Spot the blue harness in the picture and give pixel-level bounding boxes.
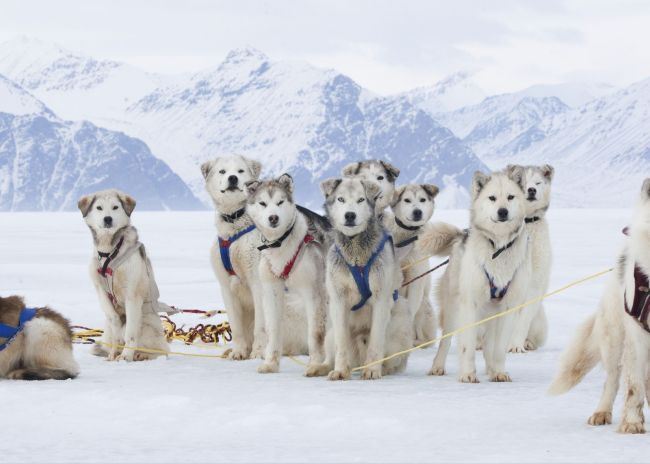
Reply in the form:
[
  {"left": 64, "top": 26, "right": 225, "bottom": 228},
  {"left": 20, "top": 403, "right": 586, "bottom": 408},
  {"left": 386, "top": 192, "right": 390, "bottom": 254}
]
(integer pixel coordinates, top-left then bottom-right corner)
[
  {"left": 218, "top": 224, "right": 256, "bottom": 276},
  {"left": 484, "top": 269, "right": 512, "bottom": 301},
  {"left": 337, "top": 232, "right": 399, "bottom": 311},
  {"left": 0, "top": 307, "right": 37, "bottom": 351}
]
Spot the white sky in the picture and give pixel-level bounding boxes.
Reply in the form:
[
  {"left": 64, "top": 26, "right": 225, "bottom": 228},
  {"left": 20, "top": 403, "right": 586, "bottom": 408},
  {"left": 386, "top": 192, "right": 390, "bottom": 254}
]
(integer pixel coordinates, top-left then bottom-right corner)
[{"left": 1, "top": 0, "right": 649, "bottom": 95}]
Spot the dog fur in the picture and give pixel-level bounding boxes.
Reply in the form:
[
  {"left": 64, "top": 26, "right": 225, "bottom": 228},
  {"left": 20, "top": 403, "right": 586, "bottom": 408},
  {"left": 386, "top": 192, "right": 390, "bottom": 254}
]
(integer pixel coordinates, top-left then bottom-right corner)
[
  {"left": 319, "top": 177, "right": 413, "bottom": 380},
  {"left": 507, "top": 164, "right": 554, "bottom": 353},
  {"left": 342, "top": 160, "right": 400, "bottom": 213},
  {"left": 548, "top": 179, "right": 650, "bottom": 433},
  {"left": 79, "top": 189, "right": 169, "bottom": 361},
  {"left": 0, "top": 296, "right": 79, "bottom": 380},
  {"left": 429, "top": 169, "right": 531, "bottom": 382},
  {"left": 245, "top": 174, "right": 326, "bottom": 374}
]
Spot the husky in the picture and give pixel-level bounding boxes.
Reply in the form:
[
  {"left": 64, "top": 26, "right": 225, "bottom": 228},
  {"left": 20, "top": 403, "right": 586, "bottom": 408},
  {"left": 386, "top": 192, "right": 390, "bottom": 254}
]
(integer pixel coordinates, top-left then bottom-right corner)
[
  {"left": 429, "top": 169, "right": 531, "bottom": 382},
  {"left": 342, "top": 160, "right": 400, "bottom": 213},
  {"left": 385, "top": 183, "right": 462, "bottom": 346},
  {"left": 319, "top": 177, "right": 413, "bottom": 380},
  {"left": 0, "top": 296, "right": 79, "bottom": 380},
  {"left": 78, "top": 190, "right": 169, "bottom": 361},
  {"left": 245, "top": 174, "right": 326, "bottom": 374},
  {"left": 548, "top": 179, "right": 650, "bottom": 434},
  {"left": 507, "top": 164, "right": 554, "bottom": 353}
]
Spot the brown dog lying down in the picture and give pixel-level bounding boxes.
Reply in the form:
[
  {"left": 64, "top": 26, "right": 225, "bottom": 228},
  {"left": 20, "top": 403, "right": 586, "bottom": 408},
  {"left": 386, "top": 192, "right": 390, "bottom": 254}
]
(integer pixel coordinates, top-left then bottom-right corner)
[{"left": 0, "top": 296, "right": 79, "bottom": 380}]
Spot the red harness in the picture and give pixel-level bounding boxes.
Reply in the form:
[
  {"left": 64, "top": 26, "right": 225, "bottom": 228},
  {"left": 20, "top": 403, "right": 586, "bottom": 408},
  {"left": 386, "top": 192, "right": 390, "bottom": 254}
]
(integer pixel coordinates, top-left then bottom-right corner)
[
  {"left": 624, "top": 266, "right": 650, "bottom": 333},
  {"left": 278, "top": 234, "right": 315, "bottom": 280}
]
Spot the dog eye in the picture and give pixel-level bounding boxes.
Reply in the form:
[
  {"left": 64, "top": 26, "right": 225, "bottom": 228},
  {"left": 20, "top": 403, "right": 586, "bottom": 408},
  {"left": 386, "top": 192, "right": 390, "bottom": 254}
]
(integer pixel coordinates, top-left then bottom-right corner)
[
  {"left": 277, "top": 200, "right": 284, "bottom": 206},
  {"left": 507, "top": 195, "right": 514, "bottom": 200},
  {"left": 337, "top": 197, "right": 344, "bottom": 203},
  {"left": 238, "top": 169, "right": 244, "bottom": 174},
  {"left": 219, "top": 169, "right": 226, "bottom": 174},
  {"left": 420, "top": 198, "right": 426, "bottom": 203},
  {"left": 536, "top": 182, "right": 541, "bottom": 186},
  {"left": 259, "top": 201, "right": 267, "bottom": 207},
  {"left": 377, "top": 176, "right": 384, "bottom": 181},
  {"left": 112, "top": 205, "right": 118, "bottom": 210},
  {"left": 404, "top": 198, "right": 411, "bottom": 203},
  {"left": 96, "top": 206, "right": 103, "bottom": 211},
  {"left": 357, "top": 198, "right": 365, "bottom": 203},
  {"left": 488, "top": 196, "right": 496, "bottom": 202}
]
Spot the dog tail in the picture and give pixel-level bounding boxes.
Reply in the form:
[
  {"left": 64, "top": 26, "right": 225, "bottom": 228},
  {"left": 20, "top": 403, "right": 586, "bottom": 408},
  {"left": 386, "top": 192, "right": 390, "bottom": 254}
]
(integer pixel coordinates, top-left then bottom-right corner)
[
  {"left": 9, "top": 367, "right": 78, "bottom": 381},
  {"left": 547, "top": 314, "right": 598, "bottom": 395},
  {"left": 297, "top": 205, "right": 331, "bottom": 232},
  {"left": 418, "top": 222, "right": 464, "bottom": 258}
]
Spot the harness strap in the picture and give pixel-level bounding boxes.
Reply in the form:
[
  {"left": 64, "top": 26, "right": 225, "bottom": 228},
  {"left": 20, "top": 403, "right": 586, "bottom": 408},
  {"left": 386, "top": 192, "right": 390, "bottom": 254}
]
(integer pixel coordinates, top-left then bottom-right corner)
[
  {"left": 395, "top": 217, "right": 421, "bottom": 232},
  {"left": 624, "top": 265, "right": 650, "bottom": 333},
  {"left": 337, "top": 232, "right": 398, "bottom": 311},
  {"left": 489, "top": 237, "right": 517, "bottom": 260},
  {"left": 258, "top": 222, "right": 296, "bottom": 251},
  {"left": 0, "top": 307, "right": 38, "bottom": 351},
  {"left": 221, "top": 207, "right": 246, "bottom": 224},
  {"left": 218, "top": 224, "right": 256, "bottom": 276},
  {"left": 525, "top": 216, "right": 540, "bottom": 224},
  {"left": 98, "top": 237, "right": 124, "bottom": 277},
  {"left": 395, "top": 236, "right": 418, "bottom": 249},
  {"left": 484, "top": 269, "right": 512, "bottom": 301},
  {"left": 279, "top": 234, "right": 315, "bottom": 280}
]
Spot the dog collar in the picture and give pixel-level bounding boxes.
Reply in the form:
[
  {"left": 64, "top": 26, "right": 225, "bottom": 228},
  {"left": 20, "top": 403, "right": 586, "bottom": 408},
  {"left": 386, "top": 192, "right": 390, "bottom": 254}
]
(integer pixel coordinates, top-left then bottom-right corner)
[
  {"left": 97, "top": 236, "right": 124, "bottom": 277},
  {"left": 258, "top": 219, "right": 296, "bottom": 251},
  {"left": 395, "top": 236, "right": 418, "bottom": 249},
  {"left": 395, "top": 217, "right": 421, "bottom": 232},
  {"left": 488, "top": 237, "right": 517, "bottom": 260},
  {"left": 524, "top": 216, "right": 540, "bottom": 224},
  {"left": 221, "top": 207, "right": 246, "bottom": 224},
  {"left": 0, "top": 307, "right": 38, "bottom": 352}
]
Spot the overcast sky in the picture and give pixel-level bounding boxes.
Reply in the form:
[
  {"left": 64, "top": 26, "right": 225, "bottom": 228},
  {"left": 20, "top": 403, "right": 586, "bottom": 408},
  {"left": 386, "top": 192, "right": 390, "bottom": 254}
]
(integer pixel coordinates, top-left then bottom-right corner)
[{"left": 1, "top": 0, "right": 649, "bottom": 95}]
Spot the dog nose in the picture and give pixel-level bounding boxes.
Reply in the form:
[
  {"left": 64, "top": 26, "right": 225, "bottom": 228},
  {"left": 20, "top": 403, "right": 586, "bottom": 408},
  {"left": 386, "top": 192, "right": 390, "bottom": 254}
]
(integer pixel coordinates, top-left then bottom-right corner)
[
  {"left": 344, "top": 212, "right": 356, "bottom": 223},
  {"left": 103, "top": 216, "right": 113, "bottom": 227},
  {"left": 228, "top": 175, "right": 238, "bottom": 185},
  {"left": 528, "top": 187, "right": 537, "bottom": 196},
  {"left": 497, "top": 208, "right": 509, "bottom": 221},
  {"left": 412, "top": 209, "right": 423, "bottom": 221},
  {"left": 269, "top": 215, "right": 279, "bottom": 226}
]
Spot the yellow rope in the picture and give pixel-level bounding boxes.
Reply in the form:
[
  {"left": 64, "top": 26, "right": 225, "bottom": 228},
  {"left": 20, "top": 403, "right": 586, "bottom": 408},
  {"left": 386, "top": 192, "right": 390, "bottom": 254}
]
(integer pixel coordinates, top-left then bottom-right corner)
[
  {"left": 400, "top": 254, "right": 434, "bottom": 272},
  {"left": 93, "top": 340, "right": 229, "bottom": 359},
  {"left": 350, "top": 267, "right": 614, "bottom": 372}
]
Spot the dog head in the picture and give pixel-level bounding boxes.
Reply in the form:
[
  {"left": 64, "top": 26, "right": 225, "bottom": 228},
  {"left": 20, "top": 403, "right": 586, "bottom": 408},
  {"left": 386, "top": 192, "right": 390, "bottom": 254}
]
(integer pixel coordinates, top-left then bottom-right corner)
[
  {"left": 201, "top": 155, "right": 262, "bottom": 212},
  {"left": 391, "top": 184, "right": 439, "bottom": 228},
  {"left": 342, "top": 160, "right": 400, "bottom": 212},
  {"left": 507, "top": 164, "right": 554, "bottom": 215},
  {"left": 78, "top": 189, "right": 135, "bottom": 237},
  {"left": 245, "top": 173, "right": 296, "bottom": 240},
  {"left": 471, "top": 168, "right": 526, "bottom": 235},
  {"left": 321, "top": 177, "right": 380, "bottom": 237}
]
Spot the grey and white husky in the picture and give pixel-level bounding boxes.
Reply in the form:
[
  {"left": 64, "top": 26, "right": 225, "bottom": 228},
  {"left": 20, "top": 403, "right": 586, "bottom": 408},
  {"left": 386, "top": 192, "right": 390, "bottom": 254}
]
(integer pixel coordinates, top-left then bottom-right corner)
[
  {"left": 342, "top": 160, "right": 400, "bottom": 213},
  {"left": 319, "top": 177, "right": 413, "bottom": 380}
]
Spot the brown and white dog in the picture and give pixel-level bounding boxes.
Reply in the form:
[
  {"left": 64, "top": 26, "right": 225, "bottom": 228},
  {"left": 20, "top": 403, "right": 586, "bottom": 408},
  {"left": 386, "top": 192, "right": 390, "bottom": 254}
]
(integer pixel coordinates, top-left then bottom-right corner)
[{"left": 0, "top": 296, "right": 79, "bottom": 380}]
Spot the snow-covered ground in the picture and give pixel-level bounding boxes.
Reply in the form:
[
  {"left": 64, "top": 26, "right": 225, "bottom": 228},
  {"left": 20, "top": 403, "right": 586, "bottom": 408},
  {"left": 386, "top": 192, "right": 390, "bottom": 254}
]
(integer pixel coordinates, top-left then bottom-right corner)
[{"left": 2, "top": 209, "right": 650, "bottom": 463}]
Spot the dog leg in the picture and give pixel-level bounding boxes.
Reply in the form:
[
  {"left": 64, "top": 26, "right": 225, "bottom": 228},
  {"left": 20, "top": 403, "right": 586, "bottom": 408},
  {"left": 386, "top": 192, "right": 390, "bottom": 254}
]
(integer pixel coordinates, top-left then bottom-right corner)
[
  {"left": 619, "top": 325, "right": 648, "bottom": 434},
  {"left": 429, "top": 297, "right": 454, "bottom": 376},
  {"left": 526, "top": 304, "right": 548, "bottom": 350},
  {"left": 117, "top": 294, "right": 145, "bottom": 362},
  {"left": 257, "top": 278, "right": 284, "bottom": 373},
  {"left": 486, "top": 313, "right": 514, "bottom": 382},
  {"left": 361, "top": 294, "right": 392, "bottom": 380},
  {"left": 302, "top": 287, "right": 327, "bottom": 376},
  {"left": 222, "top": 287, "right": 251, "bottom": 360},
  {"left": 93, "top": 286, "right": 122, "bottom": 360},
  {"left": 250, "top": 285, "right": 267, "bottom": 359},
  {"left": 328, "top": 288, "right": 352, "bottom": 381},
  {"left": 588, "top": 340, "right": 621, "bottom": 426},
  {"left": 508, "top": 302, "right": 539, "bottom": 353},
  {"left": 457, "top": 299, "right": 479, "bottom": 383}
]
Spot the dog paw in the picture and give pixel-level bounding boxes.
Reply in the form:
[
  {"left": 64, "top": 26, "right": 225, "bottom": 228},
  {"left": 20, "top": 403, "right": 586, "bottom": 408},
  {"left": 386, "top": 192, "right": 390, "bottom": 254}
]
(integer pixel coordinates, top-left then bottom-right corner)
[
  {"left": 116, "top": 351, "right": 135, "bottom": 362},
  {"left": 328, "top": 369, "right": 350, "bottom": 381},
  {"left": 508, "top": 345, "right": 527, "bottom": 354},
  {"left": 304, "top": 364, "right": 330, "bottom": 377},
  {"left": 524, "top": 339, "right": 538, "bottom": 351},
  {"left": 458, "top": 372, "right": 480, "bottom": 383},
  {"left": 618, "top": 421, "right": 645, "bottom": 434},
  {"left": 490, "top": 372, "right": 512, "bottom": 382},
  {"left": 428, "top": 366, "right": 446, "bottom": 376},
  {"left": 588, "top": 411, "right": 612, "bottom": 426},
  {"left": 257, "top": 362, "right": 279, "bottom": 374},
  {"left": 228, "top": 349, "right": 250, "bottom": 361},
  {"left": 361, "top": 366, "right": 382, "bottom": 380}
]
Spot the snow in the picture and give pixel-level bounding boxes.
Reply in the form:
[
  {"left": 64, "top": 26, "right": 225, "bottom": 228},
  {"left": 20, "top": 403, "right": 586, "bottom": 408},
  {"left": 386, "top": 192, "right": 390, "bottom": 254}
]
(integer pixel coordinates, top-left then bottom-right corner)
[
  {"left": 0, "top": 74, "right": 50, "bottom": 116},
  {"left": 2, "top": 209, "right": 650, "bottom": 463}
]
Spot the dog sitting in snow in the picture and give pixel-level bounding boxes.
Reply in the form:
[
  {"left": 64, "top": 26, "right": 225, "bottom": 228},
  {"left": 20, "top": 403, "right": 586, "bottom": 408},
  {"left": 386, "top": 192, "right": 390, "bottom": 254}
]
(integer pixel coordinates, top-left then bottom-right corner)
[
  {"left": 548, "top": 179, "right": 650, "bottom": 434},
  {"left": 78, "top": 189, "right": 169, "bottom": 361},
  {"left": 0, "top": 295, "right": 79, "bottom": 380}
]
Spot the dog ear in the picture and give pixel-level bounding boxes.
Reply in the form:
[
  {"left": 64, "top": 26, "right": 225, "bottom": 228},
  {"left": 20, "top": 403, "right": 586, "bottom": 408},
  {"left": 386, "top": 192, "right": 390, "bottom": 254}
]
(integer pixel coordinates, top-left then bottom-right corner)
[
  {"left": 245, "top": 180, "right": 261, "bottom": 197},
  {"left": 506, "top": 165, "right": 525, "bottom": 191},
  {"left": 77, "top": 194, "right": 96, "bottom": 217},
  {"left": 391, "top": 186, "right": 406, "bottom": 207},
  {"left": 422, "top": 184, "right": 440, "bottom": 199},
  {"left": 380, "top": 160, "right": 400, "bottom": 182},
  {"left": 472, "top": 171, "right": 491, "bottom": 198},
  {"left": 277, "top": 173, "right": 294, "bottom": 195},
  {"left": 542, "top": 164, "right": 555, "bottom": 181},
  {"left": 118, "top": 193, "right": 136, "bottom": 217},
  {"left": 200, "top": 160, "right": 216, "bottom": 180},
  {"left": 320, "top": 178, "right": 342, "bottom": 198},
  {"left": 361, "top": 180, "right": 381, "bottom": 204},
  {"left": 342, "top": 162, "right": 362, "bottom": 177},
  {"left": 242, "top": 156, "right": 262, "bottom": 179},
  {"left": 642, "top": 178, "right": 650, "bottom": 199}
]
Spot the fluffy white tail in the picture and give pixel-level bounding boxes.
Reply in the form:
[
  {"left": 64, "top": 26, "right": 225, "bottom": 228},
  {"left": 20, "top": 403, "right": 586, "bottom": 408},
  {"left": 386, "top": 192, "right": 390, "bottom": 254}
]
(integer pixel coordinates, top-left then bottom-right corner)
[
  {"left": 418, "top": 222, "right": 463, "bottom": 257},
  {"left": 547, "top": 314, "right": 599, "bottom": 395}
]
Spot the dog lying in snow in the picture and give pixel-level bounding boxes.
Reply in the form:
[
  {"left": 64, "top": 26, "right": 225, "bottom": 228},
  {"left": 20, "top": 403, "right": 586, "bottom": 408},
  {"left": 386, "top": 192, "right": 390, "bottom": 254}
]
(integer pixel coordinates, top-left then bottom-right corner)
[
  {"left": 79, "top": 189, "right": 169, "bottom": 361},
  {"left": 0, "top": 295, "right": 79, "bottom": 380}
]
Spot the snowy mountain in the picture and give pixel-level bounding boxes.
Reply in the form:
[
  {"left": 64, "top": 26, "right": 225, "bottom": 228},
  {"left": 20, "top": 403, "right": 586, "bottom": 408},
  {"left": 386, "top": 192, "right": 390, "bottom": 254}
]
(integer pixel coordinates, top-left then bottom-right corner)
[
  {"left": 397, "top": 71, "right": 486, "bottom": 114},
  {"left": 0, "top": 75, "right": 202, "bottom": 211},
  {"left": 516, "top": 82, "right": 617, "bottom": 108}
]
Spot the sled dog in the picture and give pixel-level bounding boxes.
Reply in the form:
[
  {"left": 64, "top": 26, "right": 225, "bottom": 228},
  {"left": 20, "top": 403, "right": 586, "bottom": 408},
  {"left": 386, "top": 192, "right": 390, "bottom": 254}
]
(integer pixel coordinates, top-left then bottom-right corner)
[
  {"left": 385, "top": 183, "right": 462, "bottom": 346},
  {"left": 319, "top": 177, "right": 413, "bottom": 380},
  {"left": 0, "top": 295, "right": 79, "bottom": 380},
  {"left": 342, "top": 160, "right": 400, "bottom": 213},
  {"left": 429, "top": 168, "right": 531, "bottom": 382},
  {"left": 245, "top": 174, "right": 326, "bottom": 374},
  {"left": 548, "top": 179, "right": 650, "bottom": 434},
  {"left": 79, "top": 189, "right": 169, "bottom": 361},
  {"left": 507, "top": 164, "right": 554, "bottom": 352}
]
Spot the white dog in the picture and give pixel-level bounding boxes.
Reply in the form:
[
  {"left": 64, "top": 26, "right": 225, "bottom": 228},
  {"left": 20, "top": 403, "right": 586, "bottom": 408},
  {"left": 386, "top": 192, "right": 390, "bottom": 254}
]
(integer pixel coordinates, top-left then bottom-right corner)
[
  {"left": 245, "top": 174, "right": 325, "bottom": 374},
  {"left": 507, "top": 164, "right": 554, "bottom": 353},
  {"left": 430, "top": 169, "right": 531, "bottom": 382},
  {"left": 548, "top": 179, "right": 650, "bottom": 434},
  {"left": 320, "top": 177, "right": 413, "bottom": 380},
  {"left": 79, "top": 189, "right": 169, "bottom": 361}
]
